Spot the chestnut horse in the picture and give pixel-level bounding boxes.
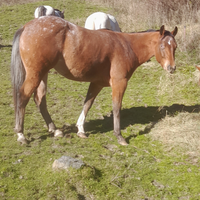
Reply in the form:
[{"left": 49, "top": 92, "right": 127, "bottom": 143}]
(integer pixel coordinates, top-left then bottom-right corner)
[{"left": 11, "top": 16, "right": 178, "bottom": 145}]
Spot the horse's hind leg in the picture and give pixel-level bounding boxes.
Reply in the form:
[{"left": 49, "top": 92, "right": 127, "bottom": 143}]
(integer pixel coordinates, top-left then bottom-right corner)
[
  {"left": 15, "top": 73, "right": 42, "bottom": 144},
  {"left": 34, "top": 73, "right": 63, "bottom": 137},
  {"left": 76, "top": 82, "right": 103, "bottom": 138}
]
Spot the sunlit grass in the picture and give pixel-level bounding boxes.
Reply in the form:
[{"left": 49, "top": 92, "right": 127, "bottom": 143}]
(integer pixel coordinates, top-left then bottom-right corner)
[{"left": 1, "top": 0, "right": 200, "bottom": 199}]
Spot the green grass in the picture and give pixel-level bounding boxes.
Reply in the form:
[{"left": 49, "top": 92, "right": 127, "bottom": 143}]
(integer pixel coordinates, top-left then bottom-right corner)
[{"left": 1, "top": 0, "right": 200, "bottom": 199}]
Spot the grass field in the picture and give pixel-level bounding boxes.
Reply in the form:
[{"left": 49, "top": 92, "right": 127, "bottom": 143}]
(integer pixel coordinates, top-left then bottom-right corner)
[{"left": 1, "top": 0, "right": 200, "bottom": 199}]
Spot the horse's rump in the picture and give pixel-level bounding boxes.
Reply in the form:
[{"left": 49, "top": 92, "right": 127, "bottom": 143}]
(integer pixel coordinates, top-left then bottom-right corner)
[{"left": 85, "top": 12, "right": 121, "bottom": 32}]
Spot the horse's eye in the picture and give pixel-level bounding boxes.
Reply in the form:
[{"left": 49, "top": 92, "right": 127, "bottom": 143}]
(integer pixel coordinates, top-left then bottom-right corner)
[{"left": 160, "top": 44, "right": 165, "bottom": 50}]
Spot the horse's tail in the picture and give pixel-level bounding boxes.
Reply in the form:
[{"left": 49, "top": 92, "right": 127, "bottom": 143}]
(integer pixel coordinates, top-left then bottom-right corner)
[
  {"left": 37, "top": 6, "right": 46, "bottom": 17},
  {"left": 11, "top": 27, "right": 25, "bottom": 113}
]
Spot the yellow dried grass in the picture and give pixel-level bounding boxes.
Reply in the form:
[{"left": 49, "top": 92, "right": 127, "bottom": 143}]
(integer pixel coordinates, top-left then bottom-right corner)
[{"left": 150, "top": 112, "right": 200, "bottom": 156}]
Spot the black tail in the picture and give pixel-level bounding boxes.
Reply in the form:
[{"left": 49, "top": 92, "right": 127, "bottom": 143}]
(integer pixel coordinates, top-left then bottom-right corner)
[{"left": 10, "top": 27, "right": 25, "bottom": 113}]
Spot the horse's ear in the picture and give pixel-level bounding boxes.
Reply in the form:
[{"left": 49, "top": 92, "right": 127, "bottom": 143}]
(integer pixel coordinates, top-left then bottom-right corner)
[
  {"left": 159, "top": 25, "right": 165, "bottom": 36},
  {"left": 171, "top": 26, "right": 178, "bottom": 37},
  {"left": 62, "top": 10, "right": 64, "bottom": 14}
]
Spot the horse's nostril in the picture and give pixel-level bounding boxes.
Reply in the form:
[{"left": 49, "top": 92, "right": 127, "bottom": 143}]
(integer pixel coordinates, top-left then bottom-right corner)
[
  {"left": 172, "top": 66, "right": 176, "bottom": 73},
  {"left": 167, "top": 65, "right": 171, "bottom": 71},
  {"left": 167, "top": 65, "right": 176, "bottom": 74},
  {"left": 167, "top": 65, "right": 176, "bottom": 73},
  {"left": 173, "top": 65, "right": 176, "bottom": 71}
]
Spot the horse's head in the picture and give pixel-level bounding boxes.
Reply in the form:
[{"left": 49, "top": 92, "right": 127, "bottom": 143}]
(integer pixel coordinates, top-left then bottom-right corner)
[
  {"left": 54, "top": 9, "right": 65, "bottom": 19},
  {"left": 155, "top": 25, "right": 178, "bottom": 74},
  {"left": 58, "top": 10, "right": 65, "bottom": 19}
]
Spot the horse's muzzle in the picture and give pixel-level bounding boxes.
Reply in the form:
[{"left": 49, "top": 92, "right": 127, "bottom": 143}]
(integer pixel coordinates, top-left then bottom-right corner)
[{"left": 167, "top": 65, "right": 176, "bottom": 74}]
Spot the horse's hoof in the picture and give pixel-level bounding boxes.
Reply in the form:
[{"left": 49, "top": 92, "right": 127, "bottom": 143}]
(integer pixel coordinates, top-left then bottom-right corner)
[
  {"left": 54, "top": 130, "right": 63, "bottom": 137},
  {"left": 17, "top": 133, "right": 28, "bottom": 145},
  {"left": 77, "top": 132, "right": 88, "bottom": 138},
  {"left": 118, "top": 138, "right": 128, "bottom": 146},
  {"left": 49, "top": 128, "right": 56, "bottom": 133}
]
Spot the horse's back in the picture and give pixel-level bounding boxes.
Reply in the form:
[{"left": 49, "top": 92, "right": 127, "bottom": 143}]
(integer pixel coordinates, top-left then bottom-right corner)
[
  {"left": 84, "top": 13, "right": 95, "bottom": 30},
  {"left": 22, "top": 16, "right": 131, "bottom": 62},
  {"left": 85, "top": 12, "right": 111, "bottom": 30}
]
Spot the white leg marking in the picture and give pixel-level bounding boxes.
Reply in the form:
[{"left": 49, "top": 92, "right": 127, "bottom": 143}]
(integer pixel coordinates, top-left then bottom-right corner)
[
  {"left": 17, "top": 133, "right": 27, "bottom": 144},
  {"left": 48, "top": 122, "right": 56, "bottom": 133},
  {"left": 76, "top": 110, "right": 85, "bottom": 134},
  {"left": 47, "top": 123, "right": 63, "bottom": 137},
  {"left": 54, "top": 130, "right": 63, "bottom": 137}
]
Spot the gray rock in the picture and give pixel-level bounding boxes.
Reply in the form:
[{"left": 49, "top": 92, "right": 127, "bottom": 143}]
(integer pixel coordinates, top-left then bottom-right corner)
[{"left": 52, "top": 156, "right": 85, "bottom": 170}]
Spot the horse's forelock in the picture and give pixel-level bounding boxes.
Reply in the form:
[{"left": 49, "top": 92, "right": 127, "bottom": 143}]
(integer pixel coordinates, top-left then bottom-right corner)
[{"left": 162, "top": 30, "right": 175, "bottom": 40}]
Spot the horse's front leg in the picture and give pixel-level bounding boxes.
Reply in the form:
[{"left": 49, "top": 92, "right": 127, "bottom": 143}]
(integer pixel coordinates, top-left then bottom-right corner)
[
  {"left": 112, "top": 79, "right": 128, "bottom": 145},
  {"left": 34, "top": 73, "right": 63, "bottom": 137},
  {"left": 76, "top": 82, "right": 103, "bottom": 138}
]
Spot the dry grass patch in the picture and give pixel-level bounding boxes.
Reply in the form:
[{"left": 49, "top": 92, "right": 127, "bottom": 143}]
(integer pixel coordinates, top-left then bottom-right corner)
[
  {"left": 149, "top": 112, "right": 200, "bottom": 156},
  {"left": 157, "top": 69, "right": 194, "bottom": 96}
]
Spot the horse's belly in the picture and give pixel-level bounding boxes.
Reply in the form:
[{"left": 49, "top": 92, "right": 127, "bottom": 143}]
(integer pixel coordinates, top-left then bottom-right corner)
[
  {"left": 54, "top": 58, "right": 110, "bottom": 85},
  {"left": 54, "top": 59, "right": 93, "bottom": 82},
  {"left": 54, "top": 60, "right": 81, "bottom": 80}
]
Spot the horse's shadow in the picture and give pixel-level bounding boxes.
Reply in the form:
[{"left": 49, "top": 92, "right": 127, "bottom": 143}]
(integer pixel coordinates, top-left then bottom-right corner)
[
  {"left": 33, "top": 104, "right": 200, "bottom": 144},
  {"left": 0, "top": 44, "right": 12, "bottom": 49},
  {"left": 62, "top": 104, "right": 200, "bottom": 140}
]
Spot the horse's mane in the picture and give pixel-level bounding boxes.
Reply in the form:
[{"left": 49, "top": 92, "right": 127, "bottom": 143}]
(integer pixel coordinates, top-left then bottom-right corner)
[
  {"left": 129, "top": 29, "right": 157, "bottom": 34},
  {"left": 130, "top": 29, "right": 174, "bottom": 38},
  {"left": 147, "top": 29, "right": 174, "bottom": 38}
]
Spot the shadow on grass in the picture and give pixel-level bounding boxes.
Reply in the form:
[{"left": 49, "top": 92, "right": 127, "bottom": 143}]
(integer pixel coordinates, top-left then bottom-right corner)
[
  {"left": 84, "top": 103, "right": 200, "bottom": 135},
  {"left": 26, "top": 132, "right": 54, "bottom": 144},
  {"left": 0, "top": 44, "right": 12, "bottom": 49},
  {"left": 36, "top": 104, "right": 200, "bottom": 143}
]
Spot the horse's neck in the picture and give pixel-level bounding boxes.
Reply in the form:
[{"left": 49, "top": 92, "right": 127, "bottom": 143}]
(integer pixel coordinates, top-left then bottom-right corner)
[{"left": 129, "top": 32, "right": 159, "bottom": 65}]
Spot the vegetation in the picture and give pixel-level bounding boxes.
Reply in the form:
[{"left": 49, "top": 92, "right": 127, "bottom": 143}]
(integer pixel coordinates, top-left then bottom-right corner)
[{"left": 0, "top": 0, "right": 200, "bottom": 199}]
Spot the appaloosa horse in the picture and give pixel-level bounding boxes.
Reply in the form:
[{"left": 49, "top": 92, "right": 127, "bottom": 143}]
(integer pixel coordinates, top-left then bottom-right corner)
[
  {"left": 85, "top": 12, "right": 121, "bottom": 31},
  {"left": 11, "top": 16, "right": 177, "bottom": 145}
]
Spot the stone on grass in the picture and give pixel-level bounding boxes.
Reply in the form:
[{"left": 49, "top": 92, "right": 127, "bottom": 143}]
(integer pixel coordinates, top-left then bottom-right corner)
[{"left": 52, "top": 156, "right": 85, "bottom": 170}]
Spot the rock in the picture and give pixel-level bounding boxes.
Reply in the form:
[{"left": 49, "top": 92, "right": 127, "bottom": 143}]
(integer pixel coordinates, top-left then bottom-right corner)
[{"left": 52, "top": 156, "right": 85, "bottom": 170}]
